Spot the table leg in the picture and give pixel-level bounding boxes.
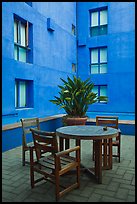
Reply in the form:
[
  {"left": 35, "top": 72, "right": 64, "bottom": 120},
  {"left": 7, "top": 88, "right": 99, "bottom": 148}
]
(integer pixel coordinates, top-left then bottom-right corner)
[
  {"left": 75, "top": 139, "right": 81, "bottom": 161},
  {"left": 108, "top": 138, "right": 112, "bottom": 169},
  {"left": 59, "top": 137, "right": 64, "bottom": 151},
  {"left": 103, "top": 139, "right": 107, "bottom": 167},
  {"left": 95, "top": 140, "right": 102, "bottom": 184},
  {"left": 65, "top": 138, "right": 70, "bottom": 150}
]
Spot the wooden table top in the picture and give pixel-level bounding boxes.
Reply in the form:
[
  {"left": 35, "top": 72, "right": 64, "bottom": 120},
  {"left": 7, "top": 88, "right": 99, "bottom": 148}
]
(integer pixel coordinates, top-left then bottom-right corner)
[{"left": 56, "top": 125, "right": 118, "bottom": 140}]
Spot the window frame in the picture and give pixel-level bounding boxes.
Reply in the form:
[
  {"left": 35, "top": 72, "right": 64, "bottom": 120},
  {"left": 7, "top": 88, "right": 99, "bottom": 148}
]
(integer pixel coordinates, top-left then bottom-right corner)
[
  {"left": 14, "top": 17, "right": 31, "bottom": 63},
  {"left": 90, "top": 46, "right": 107, "bottom": 74},
  {"left": 15, "top": 79, "right": 34, "bottom": 109},
  {"left": 90, "top": 7, "right": 108, "bottom": 37},
  {"left": 15, "top": 80, "right": 28, "bottom": 108},
  {"left": 93, "top": 85, "right": 108, "bottom": 104}
]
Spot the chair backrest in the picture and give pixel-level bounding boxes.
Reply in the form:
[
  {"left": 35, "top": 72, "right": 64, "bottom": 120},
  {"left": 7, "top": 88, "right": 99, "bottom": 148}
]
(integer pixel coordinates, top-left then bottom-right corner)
[
  {"left": 20, "top": 117, "right": 40, "bottom": 147},
  {"left": 96, "top": 116, "right": 118, "bottom": 129},
  {"left": 30, "top": 128, "right": 58, "bottom": 161}
]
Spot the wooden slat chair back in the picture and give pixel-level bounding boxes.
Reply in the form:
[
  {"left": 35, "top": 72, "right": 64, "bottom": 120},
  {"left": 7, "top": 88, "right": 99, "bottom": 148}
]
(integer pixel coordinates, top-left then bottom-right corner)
[
  {"left": 93, "top": 116, "right": 121, "bottom": 162},
  {"left": 20, "top": 117, "right": 40, "bottom": 166},
  {"left": 30, "top": 128, "right": 80, "bottom": 201}
]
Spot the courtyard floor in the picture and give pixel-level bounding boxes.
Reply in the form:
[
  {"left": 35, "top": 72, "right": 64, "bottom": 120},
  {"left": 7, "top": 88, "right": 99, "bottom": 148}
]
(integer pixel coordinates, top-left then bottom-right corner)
[{"left": 2, "top": 134, "right": 135, "bottom": 202}]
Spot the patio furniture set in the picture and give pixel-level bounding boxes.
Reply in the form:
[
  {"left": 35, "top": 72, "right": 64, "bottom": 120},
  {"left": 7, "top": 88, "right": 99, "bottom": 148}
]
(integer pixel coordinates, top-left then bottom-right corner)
[{"left": 20, "top": 116, "right": 121, "bottom": 201}]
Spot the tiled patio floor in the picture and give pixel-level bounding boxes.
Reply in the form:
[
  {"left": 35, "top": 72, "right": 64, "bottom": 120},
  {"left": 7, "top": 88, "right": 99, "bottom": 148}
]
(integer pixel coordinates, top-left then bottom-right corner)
[{"left": 2, "top": 135, "right": 135, "bottom": 202}]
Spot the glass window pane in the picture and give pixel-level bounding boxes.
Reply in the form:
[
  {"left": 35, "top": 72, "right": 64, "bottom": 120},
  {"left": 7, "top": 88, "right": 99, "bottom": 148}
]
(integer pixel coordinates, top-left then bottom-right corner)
[
  {"left": 100, "top": 64, "right": 107, "bottom": 74},
  {"left": 100, "top": 86, "right": 107, "bottom": 96},
  {"left": 91, "top": 64, "right": 99, "bottom": 74},
  {"left": 14, "top": 45, "right": 18, "bottom": 60},
  {"left": 19, "top": 81, "right": 26, "bottom": 107},
  {"left": 92, "top": 86, "right": 98, "bottom": 95},
  {"left": 90, "top": 26, "right": 99, "bottom": 37},
  {"left": 14, "top": 21, "right": 18, "bottom": 43},
  {"left": 91, "top": 49, "right": 98, "bottom": 63},
  {"left": 99, "top": 25, "right": 107, "bottom": 35},
  {"left": 100, "top": 10, "right": 107, "bottom": 25},
  {"left": 21, "top": 23, "right": 26, "bottom": 46},
  {"left": 91, "top": 11, "right": 98, "bottom": 27},
  {"left": 100, "top": 48, "right": 107, "bottom": 63},
  {"left": 19, "top": 47, "right": 26, "bottom": 62}
]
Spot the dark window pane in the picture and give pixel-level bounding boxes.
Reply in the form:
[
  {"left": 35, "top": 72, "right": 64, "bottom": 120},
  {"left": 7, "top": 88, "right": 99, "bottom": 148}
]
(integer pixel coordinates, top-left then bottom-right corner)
[
  {"left": 90, "top": 26, "right": 99, "bottom": 37},
  {"left": 99, "top": 25, "right": 107, "bottom": 35}
]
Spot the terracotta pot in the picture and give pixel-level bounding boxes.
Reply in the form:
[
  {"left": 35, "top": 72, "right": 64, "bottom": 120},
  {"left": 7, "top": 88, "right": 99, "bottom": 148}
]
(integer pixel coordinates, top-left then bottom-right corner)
[{"left": 63, "top": 116, "right": 88, "bottom": 126}]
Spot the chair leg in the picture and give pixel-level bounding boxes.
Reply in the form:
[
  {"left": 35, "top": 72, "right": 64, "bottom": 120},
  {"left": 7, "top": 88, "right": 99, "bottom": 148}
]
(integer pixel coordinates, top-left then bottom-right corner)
[
  {"left": 92, "top": 141, "right": 95, "bottom": 161},
  {"left": 76, "top": 165, "right": 80, "bottom": 188},
  {"left": 30, "top": 148, "right": 35, "bottom": 188},
  {"left": 22, "top": 149, "right": 25, "bottom": 166},
  {"left": 55, "top": 173, "right": 60, "bottom": 201},
  {"left": 118, "top": 145, "right": 120, "bottom": 163}
]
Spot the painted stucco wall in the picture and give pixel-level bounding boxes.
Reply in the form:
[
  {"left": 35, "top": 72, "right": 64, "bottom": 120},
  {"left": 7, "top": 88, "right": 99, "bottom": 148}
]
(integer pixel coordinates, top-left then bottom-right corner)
[
  {"left": 2, "top": 2, "right": 76, "bottom": 125},
  {"left": 2, "top": 2, "right": 135, "bottom": 152},
  {"left": 2, "top": 2, "right": 135, "bottom": 125},
  {"left": 77, "top": 2, "right": 135, "bottom": 119}
]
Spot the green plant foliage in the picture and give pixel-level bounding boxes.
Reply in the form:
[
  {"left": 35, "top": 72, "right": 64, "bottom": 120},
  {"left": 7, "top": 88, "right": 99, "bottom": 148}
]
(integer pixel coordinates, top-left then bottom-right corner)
[{"left": 50, "top": 76, "right": 108, "bottom": 117}]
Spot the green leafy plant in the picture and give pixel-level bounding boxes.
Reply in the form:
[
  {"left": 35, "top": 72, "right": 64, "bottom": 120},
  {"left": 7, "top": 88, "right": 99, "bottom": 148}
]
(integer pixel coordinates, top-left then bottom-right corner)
[{"left": 50, "top": 76, "right": 108, "bottom": 117}]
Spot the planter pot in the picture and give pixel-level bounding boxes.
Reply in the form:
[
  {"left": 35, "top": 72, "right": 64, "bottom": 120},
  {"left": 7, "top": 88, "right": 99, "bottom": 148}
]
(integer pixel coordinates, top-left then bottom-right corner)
[{"left": 62, "top": 116, "right": 88, "bottom": 126}]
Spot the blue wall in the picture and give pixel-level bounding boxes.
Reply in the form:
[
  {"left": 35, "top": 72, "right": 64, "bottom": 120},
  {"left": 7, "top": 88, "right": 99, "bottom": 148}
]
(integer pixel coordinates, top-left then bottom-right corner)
[
  {"left": 2, "top": 0, "right": 135, "bottom": 146},
  {"left": 2, "top": 118, "right": 63, "bottom": 152},
  {"left": 2, "top": 2, "right": 76, "bottom": 125},
  {"left": 77, "top": 2, "right": 135, "bottom": 119},
  {"left": 2, "top": 2, "right": 135, "bottom": 125}
]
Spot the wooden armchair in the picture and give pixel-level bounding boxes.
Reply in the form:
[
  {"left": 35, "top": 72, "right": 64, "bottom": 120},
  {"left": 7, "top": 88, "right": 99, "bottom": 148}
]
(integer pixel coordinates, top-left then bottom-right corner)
[
  {"left": 93, "top": 116, "right": 121, "bottom": 162},
  {"left": 30, "top": 128, "right": 80, "bottom": 201},
  {"left": 20, "top": 117, "right": 40, "bottom": 166}
]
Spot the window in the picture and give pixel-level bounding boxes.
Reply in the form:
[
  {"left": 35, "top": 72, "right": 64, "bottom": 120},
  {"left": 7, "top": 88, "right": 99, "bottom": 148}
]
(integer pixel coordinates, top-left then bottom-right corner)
[
  {"left": 92, "top": 85, "right": 107, "bottom": 103},
  {"left": 72, "top": 24, "right": 76, "bottom": 35},
  {"left": 72, "top": 63, "right": 77, "bottom": 72},
  {"left": 14, "top": 16, "right": 32, "bottom": 63},
  {"left": 90, "top": 47, "right": 107, "bottom": 74},
  {"left": 90, "top": 7, "right": 107, "bottom": 37},
  {"left": 25, "top": 2, "right": 32, "bottom": 6},
  {"left": 15, "top": 79, "right": 33, "bottom": 108}
]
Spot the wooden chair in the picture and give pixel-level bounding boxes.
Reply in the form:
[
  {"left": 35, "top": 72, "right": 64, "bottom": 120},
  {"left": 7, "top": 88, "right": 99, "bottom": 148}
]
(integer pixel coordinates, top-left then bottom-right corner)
[
  {"left": 93, "top": 116, "right": 121, "bottom": 162},
  {"left": 20, "top": 117, "right": 40, "bottom": 166},
  {"left": 30, "top": 128, "right": 80, "bottom": 201}
]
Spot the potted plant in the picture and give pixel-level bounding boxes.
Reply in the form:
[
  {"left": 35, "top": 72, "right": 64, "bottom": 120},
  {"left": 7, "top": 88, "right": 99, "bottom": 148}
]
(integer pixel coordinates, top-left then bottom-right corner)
[{"left": 50, "top": 76, "right": 108, "bottom": 126}]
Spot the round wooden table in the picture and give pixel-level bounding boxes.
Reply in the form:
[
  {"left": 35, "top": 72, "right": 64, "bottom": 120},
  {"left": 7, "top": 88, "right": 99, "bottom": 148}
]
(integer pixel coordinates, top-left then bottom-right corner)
[{"left": 56, "top": 125, "right": 118, "bottom": 184}]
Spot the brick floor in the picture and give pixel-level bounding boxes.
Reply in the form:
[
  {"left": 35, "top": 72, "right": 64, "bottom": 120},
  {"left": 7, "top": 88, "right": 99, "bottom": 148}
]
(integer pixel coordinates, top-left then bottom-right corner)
[{"left": 2, "top": 135, "right": 135, "bottom": 202}]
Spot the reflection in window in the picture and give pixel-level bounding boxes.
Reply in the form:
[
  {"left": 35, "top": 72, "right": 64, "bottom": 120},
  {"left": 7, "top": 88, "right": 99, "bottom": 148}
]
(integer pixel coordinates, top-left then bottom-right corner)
[
  {"left": 92, "top": 85, "right": 107, "bottom": 103},
  {"left": 90, "top": 8, "right": 107, "bottom": 37}
]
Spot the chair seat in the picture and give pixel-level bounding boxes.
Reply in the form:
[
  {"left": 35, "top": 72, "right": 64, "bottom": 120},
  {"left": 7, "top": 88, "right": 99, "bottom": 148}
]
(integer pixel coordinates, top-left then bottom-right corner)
[
  {"left": 112, "top": 140, "right": 119, "bottom": 145},
  {"left": 30, "top": 128, "right": 80, "bottom": 201},
  {"left": 35, "top": 154, "right": 75, "bottom": 171}
]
